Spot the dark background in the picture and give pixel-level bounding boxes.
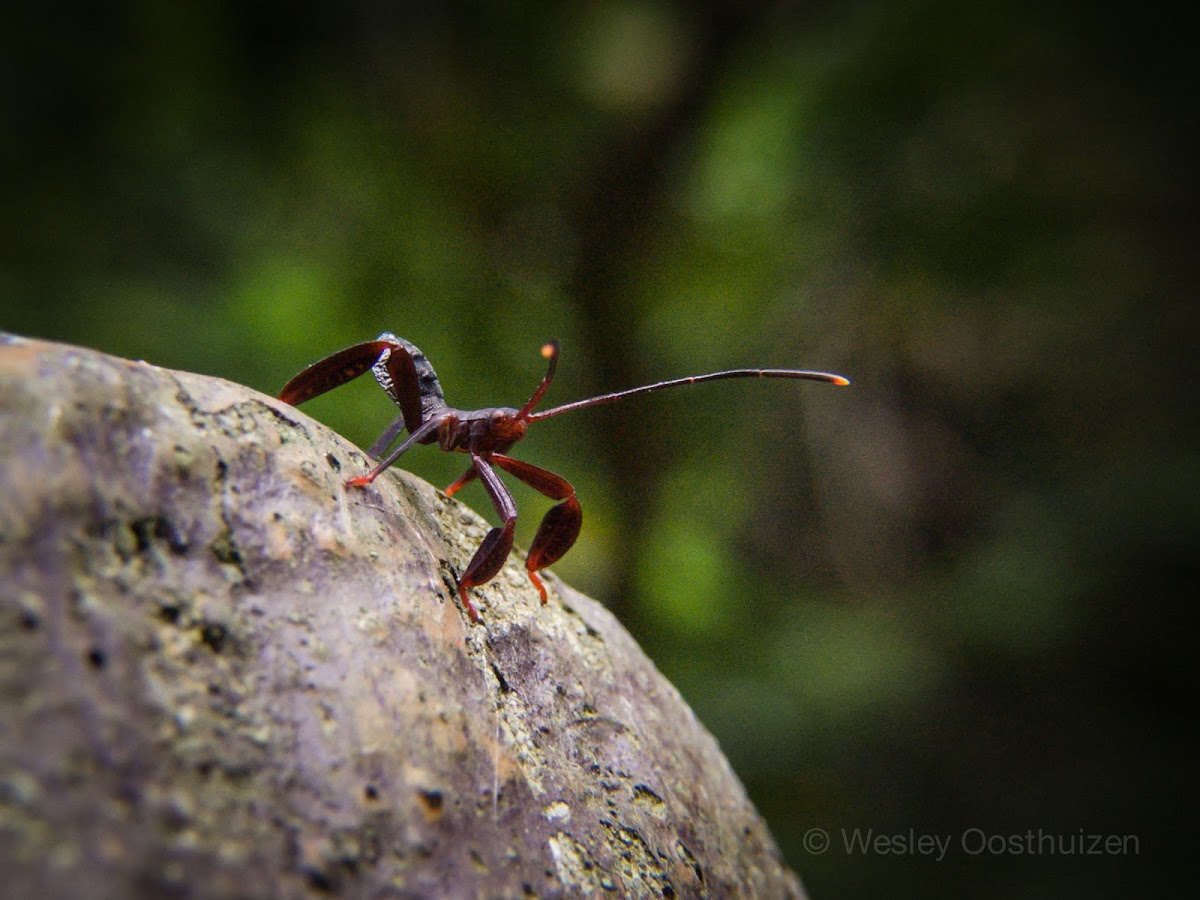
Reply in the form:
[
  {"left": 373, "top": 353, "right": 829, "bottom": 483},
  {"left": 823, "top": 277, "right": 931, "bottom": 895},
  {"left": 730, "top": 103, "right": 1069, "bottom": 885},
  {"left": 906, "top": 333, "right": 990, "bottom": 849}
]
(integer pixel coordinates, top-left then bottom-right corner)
[{"left": 3, "top": 2, "right": 1193, "bottom": 896}]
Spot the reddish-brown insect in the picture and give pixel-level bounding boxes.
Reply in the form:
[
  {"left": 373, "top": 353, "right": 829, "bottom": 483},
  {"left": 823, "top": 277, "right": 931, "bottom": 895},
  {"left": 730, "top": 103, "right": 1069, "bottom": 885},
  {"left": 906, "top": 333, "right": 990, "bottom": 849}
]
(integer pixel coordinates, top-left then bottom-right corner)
[{"left": 279, "top": 334, "right": 849, "bottom": 622}]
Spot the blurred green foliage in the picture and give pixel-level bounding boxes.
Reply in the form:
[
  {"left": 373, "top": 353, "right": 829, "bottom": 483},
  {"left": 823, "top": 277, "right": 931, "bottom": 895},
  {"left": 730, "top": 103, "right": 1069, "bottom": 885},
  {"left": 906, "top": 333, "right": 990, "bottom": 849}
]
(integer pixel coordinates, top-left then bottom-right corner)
[{"left": 3, "top": 1, "right": 1193, "bottom": 895}]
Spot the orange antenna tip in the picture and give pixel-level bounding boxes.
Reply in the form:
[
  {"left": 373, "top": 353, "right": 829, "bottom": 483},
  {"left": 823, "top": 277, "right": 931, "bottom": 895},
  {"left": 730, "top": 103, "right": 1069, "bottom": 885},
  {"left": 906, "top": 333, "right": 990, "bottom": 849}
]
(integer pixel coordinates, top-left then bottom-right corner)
[
  {"left": 541, "top": 341, "right": 558, "bottom": 359},
  {"left": 832, "top": 375, "right": 851, "bottom": 386}
]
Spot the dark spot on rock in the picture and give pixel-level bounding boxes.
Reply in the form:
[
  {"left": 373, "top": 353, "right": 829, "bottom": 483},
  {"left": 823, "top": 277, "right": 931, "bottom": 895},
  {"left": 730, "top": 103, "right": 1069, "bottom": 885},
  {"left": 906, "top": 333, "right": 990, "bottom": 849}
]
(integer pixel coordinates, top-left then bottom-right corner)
[
  {"left": 418, "top": 788, "right": 443, "bottom": 810},
  {"left": 364, "top": 784, "right": 379, "bottom": 801},
  {"left": 661, "top": 883, "right": 676, "bottom": 898},
  {"left": 207, "top": 683, "right": 222, "bottom": 695},
  {"left": 159, "top": 604, "right": 181, "bottom": 624},
  {"left": 130, "top": 516, "right": 188, "bottom": 554},
  {"left": 210, "top": 532, "right": 242, "bottom": 566},
  {"left": 161, "top": 799, "right": 191, "bottom": 833},
  {"left": 675, "top": 841, "right": 703, "bottom": 884},
  {"left": 87, "top": 647, "right": 107, "bottom": 669},
  {"left": 131, "top": 517, "right": 159, "bottom": 552},
  {"left": 490, "top": 662, "right": 511, "bottom": 693},
  {"left": 200, "top": 623, "right": 227, "bottom": 653},
  {"left": 19, "top": 611, "right": 40, "bottom": 631},
  {"left": 303, "top": 867, "right": 338, "bottom": 894},
  {"left": 325, "top": 453, "right": 341, "bottom": 471},
  {"left": 632, "top": 783, "right": 664, "bottom": 806},
  {"left": 417, "top": 787, "right": 444, "bottom": 819},
  {"left": 215, "top": 459, "right": 228, "bottom": 478}
]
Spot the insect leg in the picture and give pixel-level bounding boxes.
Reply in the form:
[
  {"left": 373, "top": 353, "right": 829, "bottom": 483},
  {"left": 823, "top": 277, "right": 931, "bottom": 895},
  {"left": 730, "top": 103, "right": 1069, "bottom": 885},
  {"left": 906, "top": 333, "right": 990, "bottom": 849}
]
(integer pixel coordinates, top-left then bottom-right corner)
[
  {"left": 490, "top": 454, "right": 581, "bottom": 605},
  {"left": 443, "top": 466, "right": 479, "bottom": 497},
  {"left": 277, "top": 339, "right": 398, "bottom": 406},
  {"left": 456, "top": 454, "right": 518, "bottom": 622},
  {"left": 367, "top": 414, "right": 408, "bottom": 458},
  {"left": 345, "top": 416, "right": 442, "bottom": 487}
]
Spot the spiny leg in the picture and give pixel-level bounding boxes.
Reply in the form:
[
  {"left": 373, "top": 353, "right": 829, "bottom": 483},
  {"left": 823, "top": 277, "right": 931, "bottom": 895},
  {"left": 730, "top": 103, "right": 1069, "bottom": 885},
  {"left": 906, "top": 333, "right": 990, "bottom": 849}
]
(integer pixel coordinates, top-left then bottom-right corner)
[
  {"left": 490, "top": 454, "right": 581, "bottom": 604},
  {"left": 456, "top": 454, "right": 518, "bottom": 623}
]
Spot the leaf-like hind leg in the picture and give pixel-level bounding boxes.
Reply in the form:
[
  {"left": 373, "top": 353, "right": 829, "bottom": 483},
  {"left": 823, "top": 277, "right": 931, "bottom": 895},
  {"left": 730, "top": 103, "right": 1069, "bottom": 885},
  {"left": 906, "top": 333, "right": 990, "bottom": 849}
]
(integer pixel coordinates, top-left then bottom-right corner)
[{"left": 491, "top": 454, "right": 581, "bottom": 604}]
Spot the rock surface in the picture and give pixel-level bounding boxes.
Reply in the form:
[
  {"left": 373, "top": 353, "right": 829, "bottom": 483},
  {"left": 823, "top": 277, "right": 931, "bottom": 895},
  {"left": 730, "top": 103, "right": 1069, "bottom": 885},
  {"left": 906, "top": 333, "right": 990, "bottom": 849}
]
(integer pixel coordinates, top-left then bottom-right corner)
[{"left": 0, "top": 333, "right": 804, "bottom": 898}]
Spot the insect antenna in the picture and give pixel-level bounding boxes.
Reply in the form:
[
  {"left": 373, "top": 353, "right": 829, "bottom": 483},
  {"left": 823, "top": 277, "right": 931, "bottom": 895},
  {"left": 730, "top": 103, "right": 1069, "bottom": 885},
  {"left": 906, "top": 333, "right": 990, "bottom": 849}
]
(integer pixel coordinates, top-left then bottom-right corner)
[
  {"left": 515, "top": 341, "right": 561, "bottom": 421},
  {"left": 524, "top": 349, "right": 849, "bottom": 422}
]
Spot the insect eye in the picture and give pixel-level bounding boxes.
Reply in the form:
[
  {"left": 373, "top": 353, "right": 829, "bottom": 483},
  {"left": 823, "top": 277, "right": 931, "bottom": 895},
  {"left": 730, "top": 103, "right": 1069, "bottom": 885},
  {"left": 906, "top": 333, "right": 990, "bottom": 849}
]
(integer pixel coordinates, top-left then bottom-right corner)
[{"left": 490, "top": 410, "right": 506, "bottom": 425}]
